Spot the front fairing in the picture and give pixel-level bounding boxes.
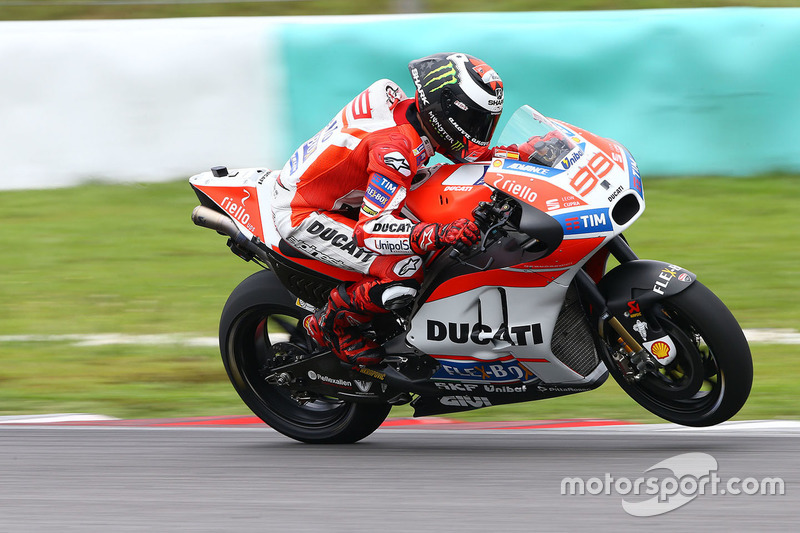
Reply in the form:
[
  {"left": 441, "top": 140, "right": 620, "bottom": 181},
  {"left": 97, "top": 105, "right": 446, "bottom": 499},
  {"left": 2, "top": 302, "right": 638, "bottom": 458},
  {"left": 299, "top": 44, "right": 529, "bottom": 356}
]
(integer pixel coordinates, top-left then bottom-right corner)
[
  {"left": 487, "top": 105, "right": 645, "bottom": 235},
  {"left": 404, "top": 107, "right": 646, "bottom": 385}
]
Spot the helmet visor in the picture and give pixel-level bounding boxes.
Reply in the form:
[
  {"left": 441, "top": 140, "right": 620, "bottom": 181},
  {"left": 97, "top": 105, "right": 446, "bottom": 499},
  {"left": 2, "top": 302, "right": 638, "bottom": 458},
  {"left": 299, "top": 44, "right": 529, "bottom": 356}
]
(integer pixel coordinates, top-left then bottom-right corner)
[{"left": 445, "top": 103, "right": 500, "bottom": 146}]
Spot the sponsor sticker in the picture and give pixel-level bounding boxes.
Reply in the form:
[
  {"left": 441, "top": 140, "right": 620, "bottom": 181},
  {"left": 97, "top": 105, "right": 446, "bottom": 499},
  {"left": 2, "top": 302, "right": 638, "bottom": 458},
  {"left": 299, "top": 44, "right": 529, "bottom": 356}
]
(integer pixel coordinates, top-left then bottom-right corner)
[
  {"left": 393, "top": 256, "right": 422, "bottom": 277},
  {"left": 553, "top": 208, "right": 613, "bottom": 235},
  {"left": 431, "top": 358, "right": 538, "bottom": 384},
  {"left": 365, "top": 185, "right": 390, "bottom": 208},
  {"left": 383, "top": 152, "right": 411, "bottom": 177}
]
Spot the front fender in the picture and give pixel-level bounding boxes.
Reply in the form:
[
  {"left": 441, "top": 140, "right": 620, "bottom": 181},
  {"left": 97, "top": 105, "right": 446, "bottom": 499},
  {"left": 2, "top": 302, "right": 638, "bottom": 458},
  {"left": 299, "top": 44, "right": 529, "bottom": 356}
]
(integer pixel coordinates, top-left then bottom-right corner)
[
  {"left": 594, "top": 260, "right": 696, "bottom": 365},
  {"left": 598, "top": 260, "right": 696, "bottom": 316}
]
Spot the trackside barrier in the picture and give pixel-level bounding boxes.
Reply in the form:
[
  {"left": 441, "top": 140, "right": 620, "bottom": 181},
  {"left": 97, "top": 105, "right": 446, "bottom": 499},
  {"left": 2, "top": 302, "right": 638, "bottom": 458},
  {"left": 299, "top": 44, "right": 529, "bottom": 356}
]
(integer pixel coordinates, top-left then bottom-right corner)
[{"left": 1, "top": 8, "right": 799, "bottom": 190}]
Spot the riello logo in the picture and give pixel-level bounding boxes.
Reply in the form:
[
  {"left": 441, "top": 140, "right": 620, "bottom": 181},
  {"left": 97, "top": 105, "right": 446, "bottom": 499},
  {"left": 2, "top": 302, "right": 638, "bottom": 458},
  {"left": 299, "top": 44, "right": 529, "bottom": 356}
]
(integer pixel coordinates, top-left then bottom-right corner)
[
  {"left": 201, "top": 185, "right": 262, "bottom": 236},
  {"left": 221, "top": 193, "right": 251, "bottom": 227}
]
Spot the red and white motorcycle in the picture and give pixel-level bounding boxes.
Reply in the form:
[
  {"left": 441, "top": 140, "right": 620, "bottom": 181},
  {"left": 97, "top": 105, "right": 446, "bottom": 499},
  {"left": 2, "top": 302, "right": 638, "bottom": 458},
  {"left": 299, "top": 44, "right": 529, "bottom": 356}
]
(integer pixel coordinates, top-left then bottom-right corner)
[{"left": 190, "top": 105, "right": 753, "bottom": 443}]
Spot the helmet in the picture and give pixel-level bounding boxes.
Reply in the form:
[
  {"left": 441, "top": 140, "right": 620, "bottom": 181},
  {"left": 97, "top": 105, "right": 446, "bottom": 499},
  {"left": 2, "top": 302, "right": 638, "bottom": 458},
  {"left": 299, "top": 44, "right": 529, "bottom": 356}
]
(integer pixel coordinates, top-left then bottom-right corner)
[{"left": 408, "top": 52, "right": 503, "bottom": 163}]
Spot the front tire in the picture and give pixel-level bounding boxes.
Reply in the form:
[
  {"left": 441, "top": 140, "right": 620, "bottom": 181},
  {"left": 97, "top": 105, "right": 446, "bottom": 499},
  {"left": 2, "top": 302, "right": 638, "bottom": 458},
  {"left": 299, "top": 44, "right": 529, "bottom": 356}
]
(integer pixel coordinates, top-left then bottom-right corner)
[
  {"left": 602, "top": 281, "right": 753, "bottom": 427},
  {"left": 219, "top": 270, "right": 391, "bottom": 443}
]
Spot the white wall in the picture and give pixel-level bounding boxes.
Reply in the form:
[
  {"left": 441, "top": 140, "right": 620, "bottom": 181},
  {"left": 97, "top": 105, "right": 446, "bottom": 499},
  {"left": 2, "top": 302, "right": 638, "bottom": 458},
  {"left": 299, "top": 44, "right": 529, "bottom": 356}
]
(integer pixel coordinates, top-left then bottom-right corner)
[{"left": 0, "top": 17, "right": 288, "bottom": 190}]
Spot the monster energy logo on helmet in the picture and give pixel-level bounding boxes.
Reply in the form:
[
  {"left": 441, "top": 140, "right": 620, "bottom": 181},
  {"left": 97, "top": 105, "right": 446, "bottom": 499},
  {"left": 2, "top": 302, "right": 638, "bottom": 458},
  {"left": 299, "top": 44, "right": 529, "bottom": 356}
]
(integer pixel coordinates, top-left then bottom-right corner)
[
  {"left": 408, "top": 52, "right": 503, "bottom": 163},
  {"left": 423, "top": 62, "right": 458, "bottom": 93}
]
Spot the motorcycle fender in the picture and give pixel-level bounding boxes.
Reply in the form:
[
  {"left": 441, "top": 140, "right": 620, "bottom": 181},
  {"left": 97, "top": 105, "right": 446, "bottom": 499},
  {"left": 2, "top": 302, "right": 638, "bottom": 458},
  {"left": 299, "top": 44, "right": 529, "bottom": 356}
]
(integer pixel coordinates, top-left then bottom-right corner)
[
  {"left": 597, "top": 260, "right": 695, "bottom": 354},
  {"left": 598, "top": 260, "right": 695, "bottom": 309}
]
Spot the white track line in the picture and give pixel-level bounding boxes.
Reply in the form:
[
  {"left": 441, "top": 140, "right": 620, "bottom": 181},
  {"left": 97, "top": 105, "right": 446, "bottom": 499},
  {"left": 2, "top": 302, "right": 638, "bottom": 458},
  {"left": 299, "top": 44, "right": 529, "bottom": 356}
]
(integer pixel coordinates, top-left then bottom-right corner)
[
  {"left": 0, "top": 329, "right": 798, "bottom": 346},
  {"left": 0, "top": 413, "right": 119, "bottom": 424},
  {"left": 2, "top": 415, "right": 799, "bottom": 435}
]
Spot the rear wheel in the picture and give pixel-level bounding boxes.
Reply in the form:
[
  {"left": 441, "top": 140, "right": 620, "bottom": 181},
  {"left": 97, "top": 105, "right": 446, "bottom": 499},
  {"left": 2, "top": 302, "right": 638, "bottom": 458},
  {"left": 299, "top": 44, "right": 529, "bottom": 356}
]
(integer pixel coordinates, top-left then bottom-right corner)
[
  {"left": 602, "top": 281, "right": 752, "bottom": 427},
  {"left": 219, "top": 270, "right": 391, "bottom": 443}
]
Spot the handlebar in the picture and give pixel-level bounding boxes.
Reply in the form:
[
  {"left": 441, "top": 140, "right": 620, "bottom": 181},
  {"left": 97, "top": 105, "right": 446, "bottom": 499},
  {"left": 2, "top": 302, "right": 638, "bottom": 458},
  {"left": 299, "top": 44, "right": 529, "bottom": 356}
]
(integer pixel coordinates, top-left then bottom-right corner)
[{"left": 448, "top": 193, "right": 517, "bottom": 260}]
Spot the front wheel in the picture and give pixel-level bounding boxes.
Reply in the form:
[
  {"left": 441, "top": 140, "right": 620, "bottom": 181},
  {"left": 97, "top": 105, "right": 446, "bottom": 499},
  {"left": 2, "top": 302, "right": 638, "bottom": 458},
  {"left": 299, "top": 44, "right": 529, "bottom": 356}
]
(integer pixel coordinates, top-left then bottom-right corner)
[
  {"left": 219, "top": 270, "right": 391, "bottom": 443},
  {"left": 602, "top": 281, "right": 753, "bottom": 427}
]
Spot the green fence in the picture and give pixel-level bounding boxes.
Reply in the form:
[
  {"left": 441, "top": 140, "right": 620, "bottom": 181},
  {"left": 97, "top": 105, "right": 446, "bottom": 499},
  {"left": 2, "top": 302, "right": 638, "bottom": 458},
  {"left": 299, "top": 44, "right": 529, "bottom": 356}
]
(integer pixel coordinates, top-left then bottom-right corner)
[{"left": 279, "top": 8, "right": 800, "bottom": 176}]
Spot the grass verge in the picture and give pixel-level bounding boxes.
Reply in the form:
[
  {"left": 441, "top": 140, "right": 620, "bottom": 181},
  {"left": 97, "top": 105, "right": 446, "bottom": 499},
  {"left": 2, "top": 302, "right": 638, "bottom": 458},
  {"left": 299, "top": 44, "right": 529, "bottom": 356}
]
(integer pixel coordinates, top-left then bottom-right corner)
[{"left": 0, "top": 176, "right": 797, "bottom": 420}]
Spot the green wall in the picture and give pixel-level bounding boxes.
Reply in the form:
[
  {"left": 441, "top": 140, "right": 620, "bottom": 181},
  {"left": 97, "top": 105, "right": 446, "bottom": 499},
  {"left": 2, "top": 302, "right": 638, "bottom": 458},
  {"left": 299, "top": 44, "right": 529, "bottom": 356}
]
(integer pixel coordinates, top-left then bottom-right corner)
[{"left": 279, "top": 8, "right": 800, "bottom": 176}]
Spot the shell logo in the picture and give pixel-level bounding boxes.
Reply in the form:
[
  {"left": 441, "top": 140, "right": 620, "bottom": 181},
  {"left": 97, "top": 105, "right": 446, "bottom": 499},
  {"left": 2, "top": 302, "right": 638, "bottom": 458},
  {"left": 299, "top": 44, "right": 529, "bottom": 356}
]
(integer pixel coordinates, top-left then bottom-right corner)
[{"left": 651, "top": 341, "right": 672, "bottom": 360}]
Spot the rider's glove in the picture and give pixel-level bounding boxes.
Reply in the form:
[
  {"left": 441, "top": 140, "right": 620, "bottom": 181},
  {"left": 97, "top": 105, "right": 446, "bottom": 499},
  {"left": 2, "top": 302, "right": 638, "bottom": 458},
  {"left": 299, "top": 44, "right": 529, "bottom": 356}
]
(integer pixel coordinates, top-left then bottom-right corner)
[
  {"left": 410, "top": 219, "right": 481, "bottom": 254},
  {"left": 516, "top": 137, "right": 543, "bottom": 163}
]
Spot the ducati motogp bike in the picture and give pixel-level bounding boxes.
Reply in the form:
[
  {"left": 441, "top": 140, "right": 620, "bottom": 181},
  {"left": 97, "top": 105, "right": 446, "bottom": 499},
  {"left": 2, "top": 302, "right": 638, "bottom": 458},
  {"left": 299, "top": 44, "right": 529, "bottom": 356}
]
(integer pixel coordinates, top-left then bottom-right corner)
[{"left": 189, "top": 105, "right": 753, "bottom": 443}]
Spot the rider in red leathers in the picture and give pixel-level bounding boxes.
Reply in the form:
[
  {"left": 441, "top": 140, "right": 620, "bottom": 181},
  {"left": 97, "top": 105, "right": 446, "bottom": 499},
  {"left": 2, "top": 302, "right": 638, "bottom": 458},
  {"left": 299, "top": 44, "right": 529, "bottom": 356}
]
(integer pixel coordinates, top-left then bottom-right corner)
[{"left": 271, "top": 52, "right": 505, "bottom": 366}]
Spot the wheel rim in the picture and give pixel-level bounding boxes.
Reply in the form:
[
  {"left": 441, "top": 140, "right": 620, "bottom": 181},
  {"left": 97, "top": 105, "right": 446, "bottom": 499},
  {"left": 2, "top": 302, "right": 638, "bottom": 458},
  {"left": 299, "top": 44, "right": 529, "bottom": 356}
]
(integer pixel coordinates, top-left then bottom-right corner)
[
  {"left": 614, "top": 303, "right": 726, "bottom": 417},
  {"left": 226, "top": 306, "right": 354, "bottom": 429}
]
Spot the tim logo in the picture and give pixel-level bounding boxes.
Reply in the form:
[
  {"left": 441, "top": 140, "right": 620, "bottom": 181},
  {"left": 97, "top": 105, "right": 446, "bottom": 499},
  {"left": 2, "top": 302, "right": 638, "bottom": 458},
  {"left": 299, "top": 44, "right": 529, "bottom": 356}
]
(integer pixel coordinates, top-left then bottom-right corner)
[
  {"left": 365, "top": 173, "right": 398, "bottom": 208},
  {"left": 554, "top": 208, "right": 612, "bottom": 235}
]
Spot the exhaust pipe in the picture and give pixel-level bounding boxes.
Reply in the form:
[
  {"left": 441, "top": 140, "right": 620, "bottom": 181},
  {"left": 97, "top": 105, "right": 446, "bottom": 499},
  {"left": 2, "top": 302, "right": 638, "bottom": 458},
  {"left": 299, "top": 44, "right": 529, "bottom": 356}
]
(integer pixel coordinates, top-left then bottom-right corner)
[
  {"left": 192, "top": 205, "right": 269, "bottom": 262},
  {"left": 192, "top": 205, "right": 241, "bottom": 235}
]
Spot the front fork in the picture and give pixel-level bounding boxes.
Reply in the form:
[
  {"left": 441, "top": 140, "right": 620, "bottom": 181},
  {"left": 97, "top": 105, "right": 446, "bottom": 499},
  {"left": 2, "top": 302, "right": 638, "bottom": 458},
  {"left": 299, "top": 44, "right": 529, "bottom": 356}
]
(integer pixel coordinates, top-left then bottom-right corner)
[{"left": 576, "top": 236, "right": 665, "bottom": 382}]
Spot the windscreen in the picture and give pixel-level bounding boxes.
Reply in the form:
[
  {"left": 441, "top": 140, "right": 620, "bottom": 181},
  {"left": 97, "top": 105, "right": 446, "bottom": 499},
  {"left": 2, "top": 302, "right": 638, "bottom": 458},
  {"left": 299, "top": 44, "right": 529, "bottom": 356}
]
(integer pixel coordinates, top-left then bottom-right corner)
[{"left": 495, "top": 106, "right": 577, "bottom": 167}]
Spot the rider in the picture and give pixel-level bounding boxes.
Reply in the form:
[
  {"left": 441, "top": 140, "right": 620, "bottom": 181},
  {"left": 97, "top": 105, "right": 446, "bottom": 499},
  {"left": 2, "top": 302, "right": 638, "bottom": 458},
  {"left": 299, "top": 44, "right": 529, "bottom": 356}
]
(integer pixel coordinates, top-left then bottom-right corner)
[{"left": 271, "top": 52, "right": 505, "bottom": 366}]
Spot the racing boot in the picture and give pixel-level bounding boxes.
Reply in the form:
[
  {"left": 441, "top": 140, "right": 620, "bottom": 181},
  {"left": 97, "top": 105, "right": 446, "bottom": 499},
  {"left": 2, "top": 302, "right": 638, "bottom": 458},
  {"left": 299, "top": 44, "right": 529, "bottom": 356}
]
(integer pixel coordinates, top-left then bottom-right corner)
[{"left": 302, "top": 283, "right": 384, "bottom": 366}]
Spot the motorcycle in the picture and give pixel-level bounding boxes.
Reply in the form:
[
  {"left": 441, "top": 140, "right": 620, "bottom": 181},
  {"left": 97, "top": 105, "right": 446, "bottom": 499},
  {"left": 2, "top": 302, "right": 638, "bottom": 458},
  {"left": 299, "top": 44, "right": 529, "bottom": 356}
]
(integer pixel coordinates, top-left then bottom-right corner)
[{"left": 189, "top": 105, "right": 753, "bottom": 444}]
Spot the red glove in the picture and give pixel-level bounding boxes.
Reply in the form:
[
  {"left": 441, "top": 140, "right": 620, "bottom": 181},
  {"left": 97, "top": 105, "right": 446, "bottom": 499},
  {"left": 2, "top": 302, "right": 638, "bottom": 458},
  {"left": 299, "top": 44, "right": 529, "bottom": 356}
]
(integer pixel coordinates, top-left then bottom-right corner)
[
  {"left": 516, "top": 137, "right": 542, "bottom": 162},
  {"left": 410, "top": 219, "right": 481, "bottom": 254}
]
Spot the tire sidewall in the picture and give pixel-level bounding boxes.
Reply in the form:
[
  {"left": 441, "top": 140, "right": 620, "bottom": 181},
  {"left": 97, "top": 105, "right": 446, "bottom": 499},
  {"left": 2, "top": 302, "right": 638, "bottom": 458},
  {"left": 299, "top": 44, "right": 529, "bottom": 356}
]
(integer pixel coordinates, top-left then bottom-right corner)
[
  {"left": 602, "top": 281, "right": 753, "bottom": 427},
  {"left": 219, "top": 270, "right": 391, "bottom": 443}
]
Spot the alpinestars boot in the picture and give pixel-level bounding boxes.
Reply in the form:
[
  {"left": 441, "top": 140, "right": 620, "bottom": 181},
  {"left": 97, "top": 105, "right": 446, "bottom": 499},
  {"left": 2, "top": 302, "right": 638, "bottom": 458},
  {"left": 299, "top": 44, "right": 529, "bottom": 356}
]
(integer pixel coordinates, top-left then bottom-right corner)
[{"left": 302, "top": 284, "right": 384, "bottom": 366}]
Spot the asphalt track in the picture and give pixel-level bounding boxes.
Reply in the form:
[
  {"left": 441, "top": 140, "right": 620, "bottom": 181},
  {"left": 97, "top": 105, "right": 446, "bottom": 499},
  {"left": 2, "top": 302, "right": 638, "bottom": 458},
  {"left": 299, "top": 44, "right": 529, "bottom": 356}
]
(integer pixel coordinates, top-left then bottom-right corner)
[{"left": 1, "top": 418, "right": 797, "bottom": 532}]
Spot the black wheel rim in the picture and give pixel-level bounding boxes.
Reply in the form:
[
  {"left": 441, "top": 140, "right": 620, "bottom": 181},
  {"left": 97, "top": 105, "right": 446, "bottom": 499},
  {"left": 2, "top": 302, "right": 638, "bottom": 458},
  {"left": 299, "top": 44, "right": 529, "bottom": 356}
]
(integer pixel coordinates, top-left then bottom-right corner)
[
  {"left": 614, "top": 302, "right": 726, "bottom": 417},
  {"left": 226, "top": 306, "right": 354, "bottom": 428}
]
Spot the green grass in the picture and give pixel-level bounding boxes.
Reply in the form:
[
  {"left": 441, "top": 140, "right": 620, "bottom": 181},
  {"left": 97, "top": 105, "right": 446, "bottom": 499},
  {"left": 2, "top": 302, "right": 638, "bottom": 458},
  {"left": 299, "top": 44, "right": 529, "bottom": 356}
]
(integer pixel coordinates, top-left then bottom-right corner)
[
  {"left": 0, "top": 176, "right": 797, "bottom": 420},
  {"left": 2, "top": 0, "right": 800, "bottom": 22}
]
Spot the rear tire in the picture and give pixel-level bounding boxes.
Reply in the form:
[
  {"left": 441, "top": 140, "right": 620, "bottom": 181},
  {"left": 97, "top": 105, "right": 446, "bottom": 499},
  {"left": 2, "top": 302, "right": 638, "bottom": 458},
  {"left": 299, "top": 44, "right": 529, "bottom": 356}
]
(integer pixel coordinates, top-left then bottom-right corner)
[
  {"left": 219, "top": 270, "right": 391, "bottom": 443},
  {"left": 602, "top": 281, "right": 752, "bottom": 427}
]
